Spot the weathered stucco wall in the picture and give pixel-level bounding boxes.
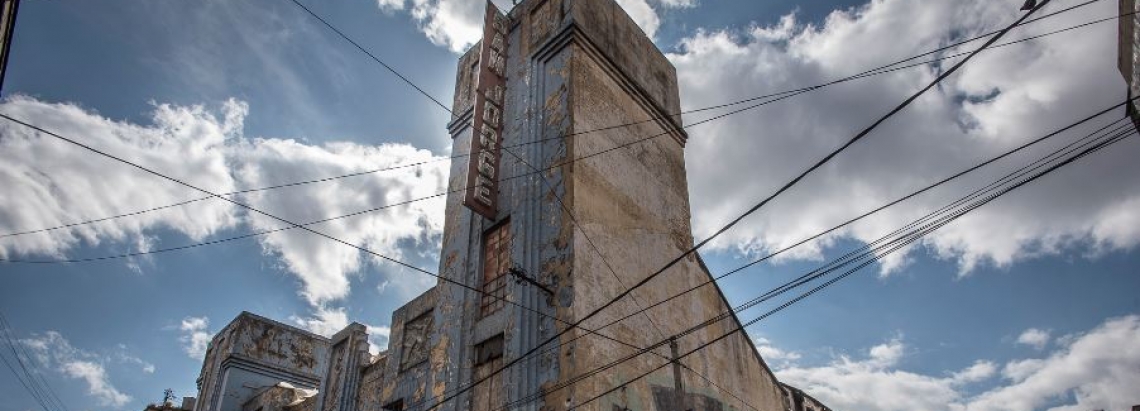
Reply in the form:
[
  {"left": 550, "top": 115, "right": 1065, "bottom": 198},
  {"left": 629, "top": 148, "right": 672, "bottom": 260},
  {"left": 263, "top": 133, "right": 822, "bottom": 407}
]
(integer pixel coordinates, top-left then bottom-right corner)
[
  {"left": 191, "top": 1, "right": 802, "bottom": 411},
  {"left": 424, "top": 0, "right": 788, "bottom": 410},
  {"left": 194, "top": 313, "right": 331, "bottom": 411},
  {"left": 564, "top": 42, "right": 785, "bottom": 411},
  {"left": 355, "top": 354, "right": 388, "bottom": 410},
  {"left": 558, "top": 0, "right": 786, "bottom": 410}
]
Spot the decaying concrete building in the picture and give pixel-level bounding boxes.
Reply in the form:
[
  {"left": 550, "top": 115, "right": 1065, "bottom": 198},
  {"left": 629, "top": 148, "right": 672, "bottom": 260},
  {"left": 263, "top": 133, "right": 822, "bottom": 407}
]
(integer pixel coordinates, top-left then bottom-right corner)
[{"left": 187, "top": 0, "right": 832, "bottom": 410}]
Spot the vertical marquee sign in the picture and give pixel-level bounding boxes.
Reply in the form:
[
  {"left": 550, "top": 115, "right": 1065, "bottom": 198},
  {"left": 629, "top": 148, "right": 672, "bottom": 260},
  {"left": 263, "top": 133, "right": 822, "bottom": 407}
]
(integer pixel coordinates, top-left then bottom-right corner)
[{"left": 463, "top": 1, "right": 508, "bottom": 220}]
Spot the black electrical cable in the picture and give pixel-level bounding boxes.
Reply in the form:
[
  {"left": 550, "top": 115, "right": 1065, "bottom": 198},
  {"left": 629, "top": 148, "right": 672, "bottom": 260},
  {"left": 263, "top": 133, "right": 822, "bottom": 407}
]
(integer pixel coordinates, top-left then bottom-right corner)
[
  {"left": 478, "top": 98, "right": 1135, "bottom": 382},
  {"left": 402, "top": 2, "right": 1056, "bottom": 409},
  {"left": 3, "top": 2, "right": 1118, "bottom": 240},
  {"left": 521, "top": 125, "right": 1137, "bottom": 411},
  {"left": 0, "top": 113, "right": 724, "bottom": 405}
]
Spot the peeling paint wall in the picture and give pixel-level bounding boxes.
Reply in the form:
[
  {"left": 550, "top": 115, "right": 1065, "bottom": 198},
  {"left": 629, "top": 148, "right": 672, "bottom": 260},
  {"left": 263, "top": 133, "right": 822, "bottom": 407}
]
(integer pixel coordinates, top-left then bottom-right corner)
[
  {"left": 193, "top": 313, "right": 330, "bottom": 411},
  {"left": 320, "top": 324, "right": 368, "bottom": 411},
  {"left": 426, "top": 0, "right": 790, "bottom": 410},
  {"left": 561, "top": 0, "right": 786, "bottom": 410},
  {"left": 354, "top": 354, "right": 387, "bottom": 411},
  {"left": 194, "top": 1, "right": 816, "bottom": 411}
]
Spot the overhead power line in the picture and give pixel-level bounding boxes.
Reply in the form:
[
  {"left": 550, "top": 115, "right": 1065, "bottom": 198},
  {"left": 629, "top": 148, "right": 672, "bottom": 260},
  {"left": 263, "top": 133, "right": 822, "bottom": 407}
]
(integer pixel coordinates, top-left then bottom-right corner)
[
  {"left": 434, "top": 98, "right": 1137, "bottom": 382},
  {"left": 2, "top": 1, "right": 1112, "bottom": 239},
  {"left": 490, "top": 108, "right": 1136, "bottom": 411},
  {"left": 293, "top": 0, "right": 744, "bottom": 401},
  {"left": 0, "top": 312, "right": 70, "bottom": 411},
  {"left": 494, "top": 116, "right": 1137, "bottom": 411},
  {"left": 397, "top": 2, "right": 1057, "bottom": 410},
  {"left": 4, "top": 2, "right": 1080, "bottom": 407},
  {"left": 560, "top": 125, "right": 1137, "bottom": 411},
  {"left": 0, "top": 112, "right": 712, "bottom": 407}
]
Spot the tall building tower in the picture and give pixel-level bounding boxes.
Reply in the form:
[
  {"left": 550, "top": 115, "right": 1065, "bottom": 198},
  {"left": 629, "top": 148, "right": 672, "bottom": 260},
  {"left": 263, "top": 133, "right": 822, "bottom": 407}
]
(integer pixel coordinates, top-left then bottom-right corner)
[
  {"left": 367, "top": 0, "right": 788, "bottom": 410},
  {"left": 188, "top": 1, "right": 816, "bottom": 411}
]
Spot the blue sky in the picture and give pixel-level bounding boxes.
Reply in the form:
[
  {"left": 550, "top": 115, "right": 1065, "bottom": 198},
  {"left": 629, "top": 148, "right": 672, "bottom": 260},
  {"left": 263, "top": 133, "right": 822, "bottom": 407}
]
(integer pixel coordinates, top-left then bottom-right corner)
[{"left": 2, "top": 0, "right": 1139, "bottom": 410}]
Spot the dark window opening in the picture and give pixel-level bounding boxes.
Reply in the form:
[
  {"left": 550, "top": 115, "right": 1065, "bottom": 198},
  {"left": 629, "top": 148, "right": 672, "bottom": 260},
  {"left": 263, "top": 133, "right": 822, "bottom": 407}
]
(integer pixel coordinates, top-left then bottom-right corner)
[
  {"left": 382, "top": 399, "right": 404, "bottom": 411},
  {"left": 471, "top": 335, "right": 505, "bottom": 411},
  {"left": 481, "top": 220, "right": 511, "bottom": 316}
]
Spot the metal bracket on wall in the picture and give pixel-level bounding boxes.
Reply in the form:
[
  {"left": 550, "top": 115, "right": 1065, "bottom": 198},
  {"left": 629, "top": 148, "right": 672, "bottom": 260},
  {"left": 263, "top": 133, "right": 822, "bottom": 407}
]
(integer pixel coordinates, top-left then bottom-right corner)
[{"left": 508, "top": 265, "right": 555, "bottom": 297}]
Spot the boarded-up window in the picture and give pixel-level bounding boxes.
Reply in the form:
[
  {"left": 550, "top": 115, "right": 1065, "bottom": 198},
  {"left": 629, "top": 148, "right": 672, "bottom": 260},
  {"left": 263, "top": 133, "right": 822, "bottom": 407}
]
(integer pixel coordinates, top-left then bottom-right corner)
[
  {"left": 471, "top": 335, "right": 505, "bottom": 411},
  {"left": 481, "top": 221, "right": 511, "bottom": 316},
  {"left": 400, "top": 311, "right": 433, "bottom": 369}
]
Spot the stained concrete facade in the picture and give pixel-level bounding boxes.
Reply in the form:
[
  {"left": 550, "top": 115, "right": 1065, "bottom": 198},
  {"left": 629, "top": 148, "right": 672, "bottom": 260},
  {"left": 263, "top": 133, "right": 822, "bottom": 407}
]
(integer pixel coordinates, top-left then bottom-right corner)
[{"left": 186, "top": 1, "right": 829, "bottom": 411}]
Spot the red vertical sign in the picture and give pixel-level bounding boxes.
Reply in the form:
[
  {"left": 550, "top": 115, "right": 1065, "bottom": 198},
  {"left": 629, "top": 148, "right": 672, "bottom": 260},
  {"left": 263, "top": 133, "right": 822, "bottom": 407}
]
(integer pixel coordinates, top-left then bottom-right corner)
[{"left": 463, "top": 2, "right": 508, "bottom": 220}]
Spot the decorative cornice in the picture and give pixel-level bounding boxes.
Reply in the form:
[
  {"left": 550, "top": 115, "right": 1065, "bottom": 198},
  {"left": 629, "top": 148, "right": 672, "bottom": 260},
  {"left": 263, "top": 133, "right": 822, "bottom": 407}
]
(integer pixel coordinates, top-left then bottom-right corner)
[{"left": 220, "top": 354, "right": 323, "bottom": 387}]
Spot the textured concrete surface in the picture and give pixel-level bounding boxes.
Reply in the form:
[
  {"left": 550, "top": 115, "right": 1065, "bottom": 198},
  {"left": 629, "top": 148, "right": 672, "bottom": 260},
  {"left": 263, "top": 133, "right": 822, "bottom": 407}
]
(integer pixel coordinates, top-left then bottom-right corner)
[{"left": 189, "top": 1, "right": 823, "bottom": 410}]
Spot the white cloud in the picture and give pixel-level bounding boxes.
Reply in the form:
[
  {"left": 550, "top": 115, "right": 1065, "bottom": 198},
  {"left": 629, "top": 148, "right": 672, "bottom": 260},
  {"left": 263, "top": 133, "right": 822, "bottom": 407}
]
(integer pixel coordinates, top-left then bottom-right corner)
[
  {"left": 20, "top": 331, "right": 136, "bottom": 407},
  {"left": 1016, "top": 328, "right": 1051, "bottom": 350},
  {"left": 0, "top": 97, "right": 241, "bottom": 260},
  {"left": 0, "top": 95, "right": 448, "bottom": 307},
  {"left": 867, "top": 338, "right": 905, "bottom": 367},
  {"left": 114, "top": 344, "right": 156, "bottom": 374},
  {"left": 753, "top": 336, "right": 802, "bottom": 363},
  {"left": 398, "top": 0, "right": 663, "bottom": 53},
  {"left": 377, "top": 0, "right": 406, "bottom": 13},
  {"left": 408, "top": 0, "right": 489, "bottom": 53},
  {"left": 615, "top": 0, "right": 661, "bottom": 38},
  {"left": 368, "top": 325, "right": 393, "bottom": 353},
  {"left": 653, "top": 0, "right": 696, "bottom": 8},
  {"left": 231, "top": 136, "right": 447, "bottom": 305},
  {"left": 179, "top": 316, "right": 212, "bottom": 360},
  {"left": 966, "top": 315, "right": 1140, "bottom": 411},
  {"left": 290, "top": 306, "right": 392, "bottom": 354},
  {"left": 949, "top": 360, "right": 997, "bottom": 385},
  {"left": 61, "top": 361, "right": 131, "bottom": 407},
  {"left": 776, "top": 337, "right": 962, "bottom": 411},
  {"left": 290, "top": 306, "right": 349, "bottom": 337},
  {"left": 669, "top": 0, "right": 1140, "bottom": 275},
  {"left": 774, "top": 316, "right": 1140, "bottom": 411}
]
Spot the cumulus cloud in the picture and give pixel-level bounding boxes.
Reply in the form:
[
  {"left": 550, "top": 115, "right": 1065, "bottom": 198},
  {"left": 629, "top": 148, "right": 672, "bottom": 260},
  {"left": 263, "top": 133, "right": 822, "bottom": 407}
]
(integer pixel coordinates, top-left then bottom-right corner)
[
  {"left": 179, "top": 317, "right": 212, "bottom": 360},
  {"left": 232, "top": 136, "right": 447, "bottom": 305},
  {"left": 376, "top": 0, "right": 406, "bottom": 13},
  {"left": 0, "top": 95, "right": 448, "bottom": 307},
  {"left": 0, "top": 97, "right": 241, "bottom": 260},
  {"left": 670, "top": 0, "right": 1140, "bottom": 275},
  {"left": 61, "top": 361, "right": 131, "bottom": 407},
  {"left": 949, "top": 360, "right": 997, "bottom": 385},
  {"left": 966, "top": 315, "right": 1140, "bottom": 411},
  {"left": 776, "top": 338, "right": 963, "bottom": 411},
  {"left": 21, "top": 331, "right": 136, "bottom": 407},
  {"left": 614, "top": 0, "right": 661, "bottom": 38},
  {"left": 753, "top": 336, "right": 802, "bottom": 364},
  {"left": 774, "top": 316, "right": 1140, "bottom": 411},
  {"left": 1016, "top": 328, "right": 1051, "bottom": 350},
  {"left": 394, "top": 0, "right": 664, "bottom": 53},
  {"left": 290, "top": 306, "right": 392, "bottom": 353}
]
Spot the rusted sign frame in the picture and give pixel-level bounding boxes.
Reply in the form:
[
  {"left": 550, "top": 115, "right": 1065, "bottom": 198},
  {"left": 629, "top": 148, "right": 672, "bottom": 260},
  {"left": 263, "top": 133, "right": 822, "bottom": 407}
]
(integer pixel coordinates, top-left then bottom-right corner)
[{"left": 463, "top": 1, "right": 508, "bottom": 220}]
